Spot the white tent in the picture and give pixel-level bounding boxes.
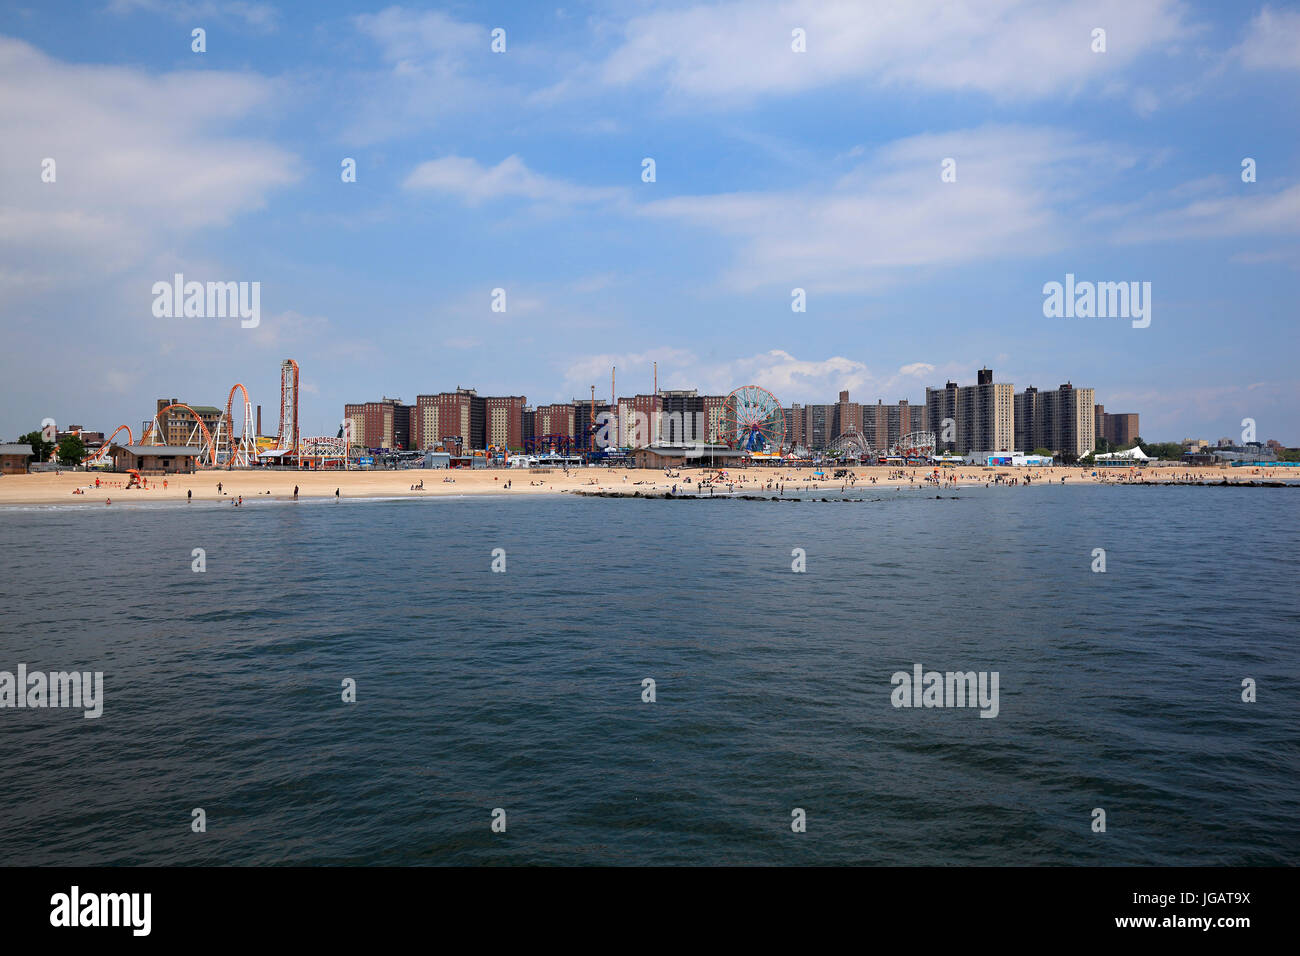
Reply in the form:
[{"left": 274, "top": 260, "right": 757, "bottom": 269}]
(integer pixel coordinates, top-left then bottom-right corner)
[{"left": 1095, "top": 445, "right": 1149, "bottom": 461}]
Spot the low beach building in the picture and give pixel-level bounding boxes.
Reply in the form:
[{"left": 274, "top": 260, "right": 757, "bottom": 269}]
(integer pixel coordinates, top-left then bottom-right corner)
[
  {"left": 110, "top": 444, "right": 202, "bottom": 474},
  {"left": 633, "top": 444, "right": 748, "bottom": 468},
  {"left": 0, "top": 443, "right": 33, "bottom": 475}
]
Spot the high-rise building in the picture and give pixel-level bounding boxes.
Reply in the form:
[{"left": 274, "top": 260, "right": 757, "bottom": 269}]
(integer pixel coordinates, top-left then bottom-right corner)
[
  {"left": 534, "top": 403, "right": 575, "bottom": 447},
  {"left": 702, "top": 394, "right": 728, "bottom": 444},
  {"left": 784, "top": 405, "right": 804, "bottom": 448},
  {"left": 610, "top": 394, "right": 663, "bottom": 448},
  {"left": 1014, "top": 387, "right": 1041, "bottom": 453},
  {"left": 925, "top": 368, "right": 1014, "bottom": 454},
  {"left": 859, "top": 398, "right": 926, "bottom": 452},
  {"left": 632, "top": 393, "right": 662, "bottom": 447},
  {"left": 804, "top": 404, "right": 830, "bottom": 450},
  {"left": 660, "top": 389, "right": 705, "bottom": 443},
  {"left": 412, "top": 388, "right": 485, "bottom": 451},
  {"left": 1015, "top": 383, "right": 1096, "bottom": 460},
  {"left": 573, "top": 397, "right": 608, "bottom": 452},
  {"left": 1094, "top": 405, "right": 1140, "bottom": 447},
  {"left": 832, "top": 390, "right": 863, "bottom": 440},
  {"left": 1047, "top": 384, "right": 1095, "bottom": 460},
  {"left": 521, "top": 406, "right": 535, "bottom": 446},
  {"left": 484, "top": 395, "right": 526, "bottom": 450},
  {"left": 394, "top": 403, "right": 412, "bottom": 450},
  {"left": 343, "top": 398, "right": 410, "bottom": 450}
]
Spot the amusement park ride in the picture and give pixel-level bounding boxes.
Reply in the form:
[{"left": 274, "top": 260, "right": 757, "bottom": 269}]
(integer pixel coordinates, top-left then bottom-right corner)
[
  {"left": 80, "top": 359, "right": 357, "bottom": 470},
  {"left": 722, "top": 385, "right": 786, "bottom": 455},
  {"left": 76, "top": 364, "right": 935, "bottom": 470},
  {"left": 829, "top": 427, "right": 937, "bottom": 461},
  {"left": 717, "top": 386, "right": 934, "bottom": 461}
]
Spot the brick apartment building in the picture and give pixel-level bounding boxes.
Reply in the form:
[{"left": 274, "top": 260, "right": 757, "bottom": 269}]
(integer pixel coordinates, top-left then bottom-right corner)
[
  {"left": 485, "top": 395, "right": 526, "bottom": 450},
  {"left": 1094, "top": 405, "right": 1140, "bottom": 447},
  {"left": 343, "top": 398, "right": 411, "bottom": 451},
  {"left": 1015, "top": 382, "right": 1096, "bottom": 460},
  {"left": 411, "top": 388, "right": 484, "bottom": 451},
  {"left": 154, "top": 398, "right": 224, "bottom": 447},
  {"left": 784, "top": 393, "right": 922, "bottom": 451},
  {"left": 534, "top": 403, "right": 576, "bottom": 447},
  {"left": 926, "top": 368, "right": 1015, "bottom": 455}
]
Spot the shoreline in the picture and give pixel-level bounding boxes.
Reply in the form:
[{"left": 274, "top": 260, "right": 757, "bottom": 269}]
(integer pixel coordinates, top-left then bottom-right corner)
[{"left": 1, "top": 464, "right": 1295, "bottom": 509}]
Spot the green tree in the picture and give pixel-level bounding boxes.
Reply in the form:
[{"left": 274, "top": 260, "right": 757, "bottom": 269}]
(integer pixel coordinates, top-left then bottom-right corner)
[
  {"left": 1137, "top": 439, "right": 1183, "bottom": 460},
  {"left": 57, "top": 433, "right": 86, "bottom": 464},
  {"left": 1032, "top": 447, "right": 1053, "bottom": 457},
  {"left": 18, "top": 430, "right": 53, "bottom": 463}
]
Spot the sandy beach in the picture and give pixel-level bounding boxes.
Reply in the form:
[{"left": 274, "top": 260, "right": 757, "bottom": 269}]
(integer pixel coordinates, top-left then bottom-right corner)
[{"left": 0, "top": 463, "right": 1292, "bottom": 507}]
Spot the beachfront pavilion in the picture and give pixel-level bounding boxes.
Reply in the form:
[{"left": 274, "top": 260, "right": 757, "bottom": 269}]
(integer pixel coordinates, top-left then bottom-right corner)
[
  {"left": 633, "top": 444, "right": 748, "bottom": 469},
  {"left": 1093, "top": 446, "right": 1151, "bottom": 467},
  {"left": 0, "top": 443, "right": 33, "bottom": 475},
  {"left": 109, "top": 444, "right": 202, "bottom": 474}
]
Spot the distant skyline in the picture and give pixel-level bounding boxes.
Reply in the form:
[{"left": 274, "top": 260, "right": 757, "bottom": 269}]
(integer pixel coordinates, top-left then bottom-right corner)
[{"left": 1, "top": 1, "right": 1298, "bottom": 443}]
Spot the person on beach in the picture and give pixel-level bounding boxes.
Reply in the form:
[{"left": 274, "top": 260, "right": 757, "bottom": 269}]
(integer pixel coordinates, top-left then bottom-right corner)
[
  {"left": 294, "top": 485, "right": 299, "bottom": 500},
  {"left": 187, "top": 489, "right": 192, "bottom": 501},
  {"left": 335, "top": 488, "right": 340, "bottom": 500},
  {"left": 217, "top": 481, "right": 223, "bottom": 494}
]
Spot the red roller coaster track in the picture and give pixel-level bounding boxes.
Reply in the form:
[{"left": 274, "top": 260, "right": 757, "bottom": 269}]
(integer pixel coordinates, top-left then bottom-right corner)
[{"left": 81, "top": 424, "right": 134, "bottom": 464}]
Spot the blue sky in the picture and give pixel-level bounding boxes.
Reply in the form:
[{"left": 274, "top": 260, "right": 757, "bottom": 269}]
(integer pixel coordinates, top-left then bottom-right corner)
[{"left": 1, "top": 0, "right": 1297, "bottom": 443}]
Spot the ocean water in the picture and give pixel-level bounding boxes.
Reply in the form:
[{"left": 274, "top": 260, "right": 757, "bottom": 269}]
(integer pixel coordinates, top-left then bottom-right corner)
[{"left": 0, "top": 484, "right": 1297, "bottom": 866}]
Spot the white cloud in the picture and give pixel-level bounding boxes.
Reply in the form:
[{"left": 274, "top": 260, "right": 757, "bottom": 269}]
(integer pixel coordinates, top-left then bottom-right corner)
[
  {"left": 597, "top": 0, "right": 1193, "bottom": 103},
  {"left": 0, "top": 36, "right": 298, "bottom": 297},
  {"left": 563, "top": 348, "right": 696, "bottom": 396},
  {"left": 346, "top": 8, "right": 502, "bottom": 143},
  {"left": 1234, "top": 6, "right": 1300, "bottom": 71},
  {"left": 355, "top": 7, "right": 482, "bottom": 63},
  {"left": 564, "top": 348, "right": 939, "bottom": 404},
  {"left": 1113, "top": 183, "right": 1300, "bottom": 243},
  {"left": 638, "top": 125, "right": 1126, "bottom": 291},
  {"left": 404, "top": 155, "right": 621, "bottom": 205}
]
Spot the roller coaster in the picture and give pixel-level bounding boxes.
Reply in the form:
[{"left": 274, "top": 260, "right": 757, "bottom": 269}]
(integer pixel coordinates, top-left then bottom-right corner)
[
  {"left": 829, "top": 427, "right": 875, "bottom": 460},
  {"left": 827, "top": 428, "right": 937, "bottom": 462},
  {"left": 210, "top": 383, "right": 259, "bottom": 467},
  {"left": 81, "top": 358, "right": 315, "bottom": 470},
  {"left": 81, "top": 424, "right": 134, "bottom": 466}
]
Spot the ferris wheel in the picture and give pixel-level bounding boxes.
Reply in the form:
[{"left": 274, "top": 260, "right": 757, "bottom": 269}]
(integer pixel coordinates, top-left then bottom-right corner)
[{"left": 723, "top": 385, "right": 786, "bottom": 454}]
